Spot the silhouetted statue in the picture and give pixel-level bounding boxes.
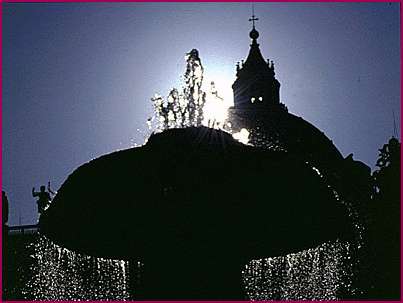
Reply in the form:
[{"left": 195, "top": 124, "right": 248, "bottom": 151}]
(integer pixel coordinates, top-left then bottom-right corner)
[
  {"left": 32, "top": 182, "right": 55, "bottom": 217},
  {"left": 2, "top": 191, "right": 9, "bottom": 226}
]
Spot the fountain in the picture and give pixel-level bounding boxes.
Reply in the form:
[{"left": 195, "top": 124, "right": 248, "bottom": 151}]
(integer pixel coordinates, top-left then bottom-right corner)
[
  {"left": 21, "top": 236, "right": 133, "bottom": 300},
  {"left": 15, "top": 48, "right": 363, "bottom": 300}
]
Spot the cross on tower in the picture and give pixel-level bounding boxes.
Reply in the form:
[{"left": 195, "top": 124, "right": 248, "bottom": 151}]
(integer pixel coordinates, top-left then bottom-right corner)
[{"left": 249, "top": 5, "right": 259, "bottom": 28}]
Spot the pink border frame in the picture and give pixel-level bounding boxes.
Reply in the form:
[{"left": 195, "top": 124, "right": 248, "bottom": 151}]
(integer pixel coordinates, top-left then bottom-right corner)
[{"left": 0, "top": 0, "right": 401, "bottom": 302}]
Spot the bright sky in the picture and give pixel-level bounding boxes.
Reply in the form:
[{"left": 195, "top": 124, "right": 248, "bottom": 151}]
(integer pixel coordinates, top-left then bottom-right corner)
[{"left": 3, "top": 2, "right": 400, "bottom": 226}]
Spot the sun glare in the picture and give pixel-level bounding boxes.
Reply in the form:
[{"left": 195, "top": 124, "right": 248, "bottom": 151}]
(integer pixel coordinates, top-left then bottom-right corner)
[
  {"left": 232, "top": 128, "right": 250, "bottom": 145},
  {"left": 202, "top": 80, "right": 233, "bottom": 128}
]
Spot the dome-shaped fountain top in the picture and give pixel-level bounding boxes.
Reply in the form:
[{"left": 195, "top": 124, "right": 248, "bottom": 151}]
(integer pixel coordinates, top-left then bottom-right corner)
[{"left": 40, "top": 126, "right": 351, "bottom": 261}]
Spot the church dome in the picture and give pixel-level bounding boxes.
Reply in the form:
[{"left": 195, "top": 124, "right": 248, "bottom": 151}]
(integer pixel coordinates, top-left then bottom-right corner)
[
  {"left": 229, "top": 15, "right": 344, "bottom": 176},
  {"left": 227, "top": 108, "right": 344, "bottom": 175}
]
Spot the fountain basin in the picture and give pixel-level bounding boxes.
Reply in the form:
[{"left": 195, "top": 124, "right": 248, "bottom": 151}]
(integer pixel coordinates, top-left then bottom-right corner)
[{"left": 40, "top": 126, "right": 351, "bottom": 262}]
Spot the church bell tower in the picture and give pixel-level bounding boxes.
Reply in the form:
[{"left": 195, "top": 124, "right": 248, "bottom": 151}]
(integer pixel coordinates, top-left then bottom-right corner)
[{"left": 232, "top": 13, "right": 286, "bottom": 112}]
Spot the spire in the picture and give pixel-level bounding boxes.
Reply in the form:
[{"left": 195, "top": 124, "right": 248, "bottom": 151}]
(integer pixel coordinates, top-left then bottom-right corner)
[
  {"left": 242, "top": 5, "right": 266, "bottom": 69},
  {"left": 249, "top": 3, "right": 259, "bottom": 29},
  {"left": 232, "top": 7, "right": 284, "bottom": 111},
  {"left": 243, "top": 6, "right": 266, "bottom": 71},
  {"left": 248, "top": 4, "right": 260, "bottom": 43}
]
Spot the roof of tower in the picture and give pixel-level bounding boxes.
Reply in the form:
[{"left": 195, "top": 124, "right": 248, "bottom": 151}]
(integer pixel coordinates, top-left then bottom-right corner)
[{"left": 235, "top": 15, "right": 274, "bottom": 78}]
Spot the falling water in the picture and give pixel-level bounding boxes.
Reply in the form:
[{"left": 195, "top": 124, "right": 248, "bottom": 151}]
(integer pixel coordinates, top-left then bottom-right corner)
[
  {"left": 22, "top": 235, "right": 360, "bottom": 300},
  {"left": 149, "top": 49, "right": 232, "bottom": 134},
  {"left": 149, "top": 49, "right": 207, "bottom": 131},
  {"left": 243, "top": 241, "right": 356, "bottom": 300},
  {"left": 21, "top": 235, "right": 139, "bottom": 301},
  {"left": 241, "top": 163, "right": 364, "bottom": 300}
]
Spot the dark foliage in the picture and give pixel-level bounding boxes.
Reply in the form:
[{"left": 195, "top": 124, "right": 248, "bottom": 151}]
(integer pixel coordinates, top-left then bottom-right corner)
[{"left": 367, "top": 137, "right": 401, "bottom": 299}]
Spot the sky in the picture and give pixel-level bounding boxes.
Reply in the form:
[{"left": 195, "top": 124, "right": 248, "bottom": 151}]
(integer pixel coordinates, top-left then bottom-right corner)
[{"left": 2, "top": 2, "right": 400, "bottom": 226}]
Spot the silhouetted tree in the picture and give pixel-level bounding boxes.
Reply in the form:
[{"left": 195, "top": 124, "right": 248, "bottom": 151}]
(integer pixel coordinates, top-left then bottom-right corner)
[
  {"left": 373, "top": 137, "right": 400, "bottom": 200},
  {"left": 368, "top": 137, "right": 400, "bottom": 299}
]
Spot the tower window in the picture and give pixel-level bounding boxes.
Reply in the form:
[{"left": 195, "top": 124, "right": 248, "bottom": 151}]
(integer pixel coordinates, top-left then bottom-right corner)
[
  {"left": 251, "top": 97, "right": 256, "bottom": 103},
  {"left": 259, "top": 97, "right": 263, "bottom": 102}
]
